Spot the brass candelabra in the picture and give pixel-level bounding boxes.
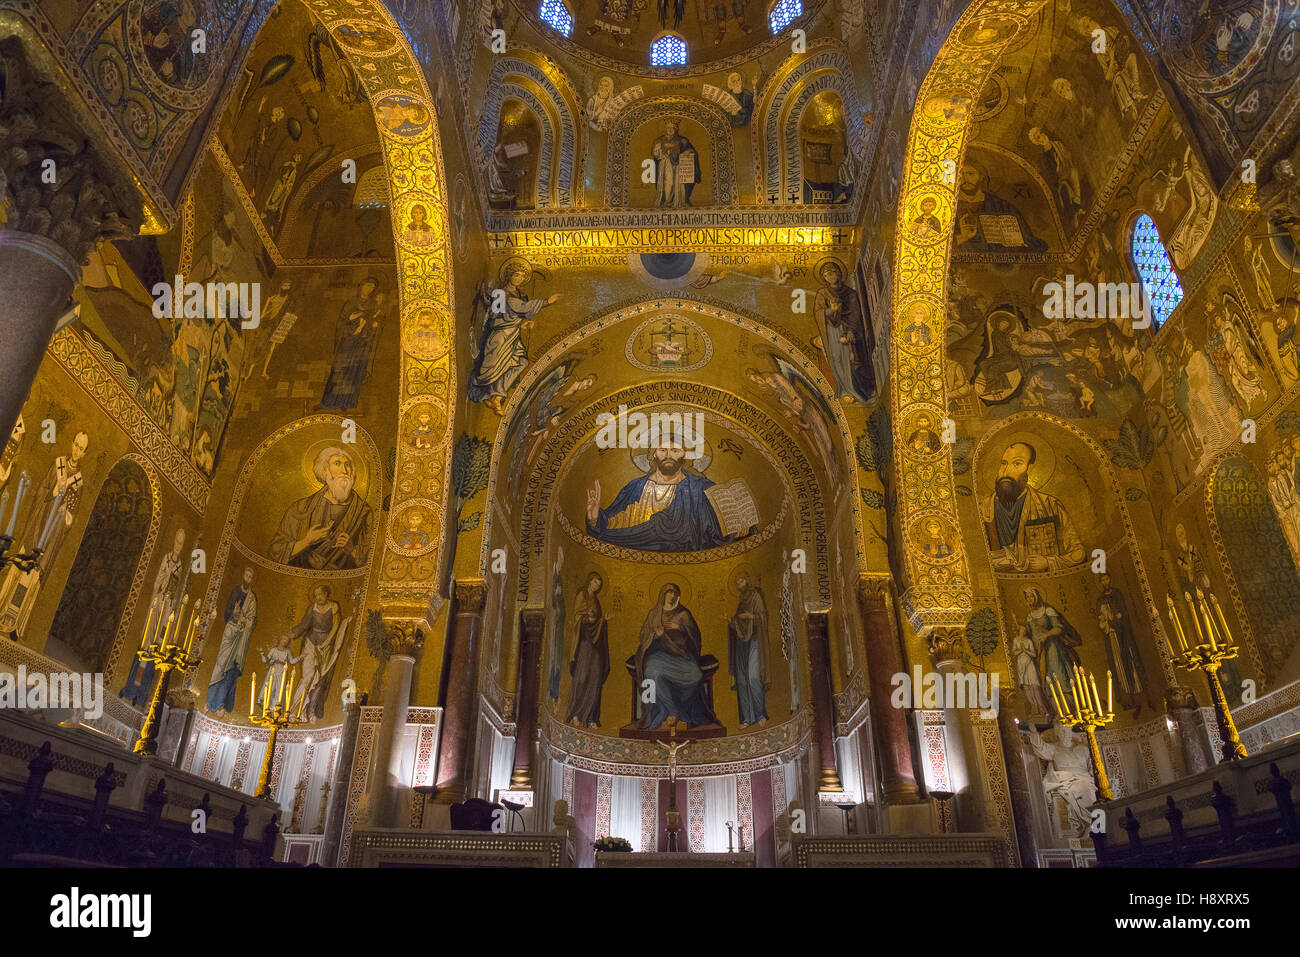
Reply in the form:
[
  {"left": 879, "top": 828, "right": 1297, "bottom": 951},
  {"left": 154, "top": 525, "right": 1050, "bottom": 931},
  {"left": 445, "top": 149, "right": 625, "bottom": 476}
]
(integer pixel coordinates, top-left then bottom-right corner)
[
  {"left": 248, "top": 665, "right": 305, "bottom": 800},
  {"left": 0, "top": 534, "right": 41, "bottom": 573},
  {"left": 1048, "top": 664, "right": 1116, "bottom": 801},
  {"left": 1165, "top": 589, "right": 1248, "bottom": 762},
  {"left": 131, "top": 595, "right": 204, "bottom": 755},
  {"left": 0, "top": 474, "right": 42, "bottom": 573}
]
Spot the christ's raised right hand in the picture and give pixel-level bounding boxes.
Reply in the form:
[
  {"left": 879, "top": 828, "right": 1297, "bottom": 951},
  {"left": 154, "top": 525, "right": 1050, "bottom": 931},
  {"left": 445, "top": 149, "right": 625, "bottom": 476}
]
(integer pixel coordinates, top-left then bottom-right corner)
[{"left": 586, "top": 480, "right": 601, "bottom": 524}]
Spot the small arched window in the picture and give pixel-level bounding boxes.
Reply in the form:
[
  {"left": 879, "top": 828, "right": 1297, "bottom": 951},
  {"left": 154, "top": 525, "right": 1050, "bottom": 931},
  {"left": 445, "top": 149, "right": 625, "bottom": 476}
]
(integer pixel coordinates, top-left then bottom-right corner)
[
  {"left": 1129, "top": 212, "right": 1184, "bottom": 330},
  {"left": 651, "top": 33, "right": 689, "bottom": 67},
  {"left": 769, "top": 0, "right": 804, "bottom": 33},
  {"left": 354, "top": 165, "right": 389, "bottom": 208},
  {"left": 539, "top": 0, "right": 574, "bottom": 36}
]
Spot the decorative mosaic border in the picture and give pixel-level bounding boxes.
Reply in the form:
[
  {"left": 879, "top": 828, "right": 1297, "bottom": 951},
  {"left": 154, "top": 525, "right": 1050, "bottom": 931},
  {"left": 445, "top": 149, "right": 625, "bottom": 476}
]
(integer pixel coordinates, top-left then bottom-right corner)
[{"left": 47, "top": 329, "right": 209, "bottom": 511}]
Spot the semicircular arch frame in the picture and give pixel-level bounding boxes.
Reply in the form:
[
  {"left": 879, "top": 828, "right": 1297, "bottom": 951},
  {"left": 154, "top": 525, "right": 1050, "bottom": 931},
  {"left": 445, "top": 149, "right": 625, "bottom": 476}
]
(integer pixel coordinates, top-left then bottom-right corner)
[
  {"left": 478, "top": 51, "right": 583, "bottom": 207},
  {"left": 606, "top": 97, "right": 738, "bottom": 206},
  {"left": 757, "top": 45, "right": 871, "bottom": 206}
]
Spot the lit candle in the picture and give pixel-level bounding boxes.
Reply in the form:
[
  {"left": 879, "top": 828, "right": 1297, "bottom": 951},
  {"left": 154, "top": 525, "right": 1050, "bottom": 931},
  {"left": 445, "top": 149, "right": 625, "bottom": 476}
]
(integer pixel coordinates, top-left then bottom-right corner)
[
  {"left": 161, "top": 612, "right": 176, "bottom": 648},
  {"left": 183, "top": 613, "right": 198, "bottom": 656},
  {"left": 296, "top": 691, "right": 305, "bottom": 720},
  {"left": 173, "top": 598, "right": 190, "bottom": 648},
  {"left": 37, "top": 488, "right": 64, "bottom": 551},
  {"left": 1183, "top": 591, "right": 1207, "bottom": 648},
  {"left": 1209, "top": 594, "right": 1233, "bottom": 649},
  {"left": 284, "top": 671, "right": 294, "bottom": 714},
  {"left": 250, "top": 672, "right": 257, "bottom": 716},
  {"left": 1164, "top": 597, "right": 1185, "bottom": 654},
  {"left": 1049, "top": 677, "right": 1065, "bottom": 718},
  {"left": 1089, "top": 671, "right": 1102, "bottom": 716},
  {"left": 263, "top": 677, "right": 272, "bottom": 714},
  {"left": 140, "top": 599, "right": 157, "bottom": 652},
  {"left": 5, "top": 473, "right": 27, "bottom": 537},
  {"left": 1107, "top": 670, "right": 1113, "bottom": 716}
]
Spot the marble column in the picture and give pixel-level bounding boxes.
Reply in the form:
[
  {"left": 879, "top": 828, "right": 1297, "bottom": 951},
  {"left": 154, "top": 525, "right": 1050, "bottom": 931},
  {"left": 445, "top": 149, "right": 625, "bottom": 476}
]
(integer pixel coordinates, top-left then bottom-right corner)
[
  {"left": 995, "top": 689, "right": 1040, "bottom": 866},
  {"left": 857, "top": 577, "right": 920, "bottom": 803},
  {"left": 510, "top": 607, "right": 545, "bottom": 790},
  {"left": 435, "top": 579, "right": 485, "bottom": 803},
  {"left": 806, "top": 609, "right": 843, "bottom": 792},
  {"left": 368, "top": 622, "right": 422, "bottom": 826},
  {"left": 0, "top": 39, "right": 143, "bottom": 442},
  {"left": 319, "top": 698, "right": 362, "bottom": 867},
  {"left": 927, "top": 625, "right": 989, "bottom": 831}
]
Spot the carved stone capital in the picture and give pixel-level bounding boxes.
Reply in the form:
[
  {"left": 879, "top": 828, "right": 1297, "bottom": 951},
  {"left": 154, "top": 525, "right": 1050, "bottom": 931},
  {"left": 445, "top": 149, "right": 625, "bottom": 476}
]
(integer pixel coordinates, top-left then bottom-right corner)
[
  {"left": 856, "top": 575, "right": 894, "bottom": 612},
  {"left": 925, "top": 625, "right": 966, "bottom": 664},
  {"left": 383, "top": 620, "right": 425, "bottom": 658},
  {"left": 0, "top": 38, "right": 144, "bottom": 264},
  {"left": 453, "top": 578, "right": 487, "bottom": 613},
  {"left": 1164, "top": 687, "right": 1197, "bottom": 712}
]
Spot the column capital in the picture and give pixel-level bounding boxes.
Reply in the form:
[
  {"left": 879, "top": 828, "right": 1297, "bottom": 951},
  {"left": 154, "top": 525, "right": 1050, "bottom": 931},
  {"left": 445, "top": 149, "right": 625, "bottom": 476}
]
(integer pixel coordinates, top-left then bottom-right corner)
[
  {"left": 856, "top": 574, "right": 894, "bottom": 612},
  {"left": 0, "top": 37, "right": 145, "bottom": 265},
  {"left": 926, "top": 625, "right": 966, "bottom": 666},
  {"left": 383, "top": 620, "right": 425, "bottom": 659},
  {"left": 453, "top": 578, "right": 487, "bottom": 612}
]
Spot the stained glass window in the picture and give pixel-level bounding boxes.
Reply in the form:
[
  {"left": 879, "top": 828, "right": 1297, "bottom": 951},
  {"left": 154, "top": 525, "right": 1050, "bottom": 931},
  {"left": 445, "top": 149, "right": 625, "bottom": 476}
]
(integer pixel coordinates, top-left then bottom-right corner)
[
  {"left": 539, "top": 0, "right": 573, "bottom": 36},
  {"left": 1130, "top": 213, "right": 1184, "bottom": 329},
  {"left": 651, "top": 33, "right": 688, "bottom": 67},
  {"left": 769, "top": 0, "right": 804, "bottom": 33}
]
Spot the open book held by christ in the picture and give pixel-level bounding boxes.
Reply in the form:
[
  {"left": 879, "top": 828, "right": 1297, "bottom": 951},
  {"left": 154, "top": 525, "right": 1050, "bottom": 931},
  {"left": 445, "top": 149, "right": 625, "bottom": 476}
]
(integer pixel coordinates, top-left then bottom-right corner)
[{"left": 704, "top": 479, "right": 759, "bottom": 539}]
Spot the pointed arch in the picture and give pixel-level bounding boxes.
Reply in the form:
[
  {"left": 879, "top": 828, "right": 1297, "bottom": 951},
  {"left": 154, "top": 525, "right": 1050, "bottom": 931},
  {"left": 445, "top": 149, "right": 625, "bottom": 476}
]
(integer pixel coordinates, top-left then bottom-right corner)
[
  {"left": 477, "top": 298, "right": 866, "bottom": 587},
  {"left": 244, "top": 2, "right": 459, "bottom": 623},
  {"left": 889, "top": 2, "right": 1052, "bottom": 632}
]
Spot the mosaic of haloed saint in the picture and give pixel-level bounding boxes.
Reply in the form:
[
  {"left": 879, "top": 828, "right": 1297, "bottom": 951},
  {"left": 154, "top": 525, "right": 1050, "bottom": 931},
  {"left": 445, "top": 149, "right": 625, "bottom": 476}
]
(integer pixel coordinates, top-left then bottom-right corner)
[
  {"left": 201, "top": 562, "right": 364, "bottom": 725},
  {"left": 241, "top": 425, "right": 377, "bottom": 572}
]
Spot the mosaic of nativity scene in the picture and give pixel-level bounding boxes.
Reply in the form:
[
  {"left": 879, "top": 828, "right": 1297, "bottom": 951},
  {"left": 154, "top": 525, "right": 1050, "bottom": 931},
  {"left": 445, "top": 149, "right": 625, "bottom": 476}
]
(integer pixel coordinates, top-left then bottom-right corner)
[{"left": 1, "top": 0, "right": 1300, "bottom": 868}]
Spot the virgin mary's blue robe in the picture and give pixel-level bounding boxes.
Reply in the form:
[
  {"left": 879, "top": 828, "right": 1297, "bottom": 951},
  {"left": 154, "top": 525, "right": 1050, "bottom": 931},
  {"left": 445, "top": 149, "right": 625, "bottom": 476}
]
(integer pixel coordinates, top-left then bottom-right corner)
[{"left": 587, "top": 471, "right": 728, "bottom": 552}]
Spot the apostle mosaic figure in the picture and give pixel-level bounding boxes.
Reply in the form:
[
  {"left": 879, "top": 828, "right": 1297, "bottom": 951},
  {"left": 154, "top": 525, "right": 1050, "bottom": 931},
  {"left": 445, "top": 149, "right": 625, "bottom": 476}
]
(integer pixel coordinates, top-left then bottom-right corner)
[
  {"left": 1019, "top": 585, "right": 1083, "bottom": 719},
  {"left": 288, "top": 585, "right": 347, "bottom": 721},
  {"left": 812, "top": 261, "right": 873, "bottom": 402},
  {"left": 320, "top": 278, "right": 383, "bottom": 412},
  {"left": 18, "top": 430, "right": 88, "bottom": 579},
  {"left": 1096, "top": 573, "right": 1146, "bottom": 715},
  {"left": 651, "top": 119, "right": 700, "bottom": 208},
  {"left": 120, "top": 527, "right": 187, "bottom": 707},
  {"left": 984, "top": 441, "right": 1084, "bottom": 573},
  {"left": 269, "top": 446, "right": 372, "bottom": 570}
]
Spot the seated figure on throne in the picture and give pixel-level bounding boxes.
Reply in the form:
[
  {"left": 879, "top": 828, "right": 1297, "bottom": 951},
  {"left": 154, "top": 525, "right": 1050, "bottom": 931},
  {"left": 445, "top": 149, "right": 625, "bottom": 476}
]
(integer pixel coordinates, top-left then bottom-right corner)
[{"left": 633, "top": 584, "right": 719, "bottom": 730}]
